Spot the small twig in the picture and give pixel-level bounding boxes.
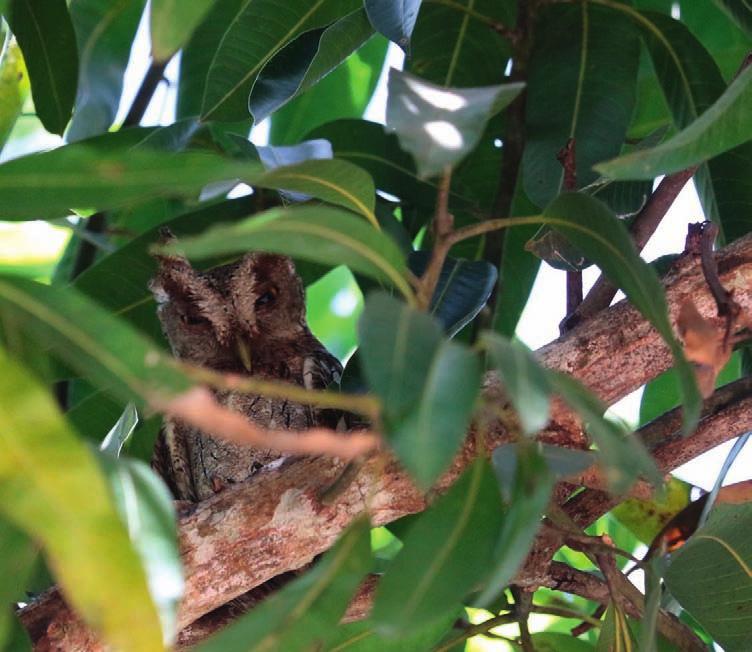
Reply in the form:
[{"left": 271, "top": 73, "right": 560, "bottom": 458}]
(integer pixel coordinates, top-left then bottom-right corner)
[
  {"left": 123, "top": 59, "right": 169, "bottom": 127},
  {"left": 556, "top": 139, "right": 583, "bottom": 321},
  {"left": 512, "top": 587, "right": 535, "bottom": 652},
  {"left": 434, "top": 613, "right": 518, "bottom": 651},
  {"left": 416, "top": 167, "right": 454, "bottom": 309}
]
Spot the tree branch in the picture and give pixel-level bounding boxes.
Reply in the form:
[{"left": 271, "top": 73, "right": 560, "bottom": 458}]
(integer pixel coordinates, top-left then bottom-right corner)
[{"left": 19, "top": 232, "right": 752, "bottom": 650}]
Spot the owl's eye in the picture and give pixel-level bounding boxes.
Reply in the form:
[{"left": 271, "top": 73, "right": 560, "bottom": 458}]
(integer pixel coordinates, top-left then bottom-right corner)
[
  {"left": 181, "top": 313, "right": 211, "bottom": 326},
  {"left": 255, "top": 288, "right": 277, "bottom": 308}
]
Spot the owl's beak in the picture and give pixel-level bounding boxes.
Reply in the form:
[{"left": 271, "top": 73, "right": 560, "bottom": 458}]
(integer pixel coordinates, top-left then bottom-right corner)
[{"left": 235, "top": 335, "right": 253, "bottom": 372}]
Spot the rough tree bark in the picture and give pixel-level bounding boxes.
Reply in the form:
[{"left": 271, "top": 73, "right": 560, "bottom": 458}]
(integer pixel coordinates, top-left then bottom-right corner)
[{"left": 19, "top": 232, "right": 752, "bottom": 651}]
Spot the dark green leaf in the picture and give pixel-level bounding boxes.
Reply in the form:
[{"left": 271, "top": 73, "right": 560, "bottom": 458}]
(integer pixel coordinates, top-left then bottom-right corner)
[
  {"left": 522, "top": 2, "right": 640, "bottom": 207},
  {"left": 364, "top": 0, "right": 420, "bottom": 51},
  {"left": 0, "top": 39, "right": 29, "bottom": 153},
  {"left": 100, "top": 402, "right": 139, "bottom": 457},
  {"left": 386, "top": 68, "right": 523, "bottom": 178},
  {"left": 531, "top": 632, "right": 596, "bottom": 652},
  {"left": 0, "top": 276, "right": 192, "bottom": 408},
  {"left": 150, "top": 0, "right": 216, "bottom": 62},
  {"left": 68, "top": 0, "right": 146, "bottom": 141},
  {"left": 0, "top": 352, "right": 164, "bottom": 651},
  {"left": 666, "top": 501, "right": 752, "bottom": 651},
  {"left": 543, "top": 192, "right": 701, "bottom": 433},
  {"left": 596, "top": 62, "right": 752, "bottom": 180},
  {"left": 1, "top": 613, "right": 32, "bottom": 652},
  {"left": 714, "top": 0, "right": 752, "bottom": 38},
  {"left": 325, "top": 612, "right": 457, "bottom": 651},
  {"left": 269, "top": 33, "right": 387, "bottom": 146},
  {"left": 0, "top": 516, "right": 37, "bottom": 647},
  {"left": 250, "top": 8, "right": 374, "bottom": 123},
  {"left": 200, "top": 0, "right": 360, "bottom": 121},
  {"left": 176, "top": 0, "right": 244, "bottom": 119},
  {"left": 198, "top": 517, "right": 371, "bottom": 652},
  {"left": 165, "top": 206, "right": 412, "bottom": 299},
  {"left": 408, "top": 251, "right": 497, "bottom": 337},
  {"left": 372, "top": 460, "right": 504, "bottom": 636},
  {"left": 97, "top": 454, "right": 183, "bottom": 644},
  {"left": 476, "top": 444, "right": 554, "bottom": 605},
  {"left": 482, "top": 333, "right": 550, "bottom": 435},
  {"left": 7, "top": 0, "right": 78, "bottom": 134}
]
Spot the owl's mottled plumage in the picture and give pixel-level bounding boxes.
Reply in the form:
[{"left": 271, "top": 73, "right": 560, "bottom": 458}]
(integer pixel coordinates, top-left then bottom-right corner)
[{"left": 150, "top": 232, "right": 342, "bottom": 502}]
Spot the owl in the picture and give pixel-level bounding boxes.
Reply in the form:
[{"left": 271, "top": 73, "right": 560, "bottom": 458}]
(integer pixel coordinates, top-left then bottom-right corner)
[{"left": 149, "top": 229, "right": 343, "bottom": 502}]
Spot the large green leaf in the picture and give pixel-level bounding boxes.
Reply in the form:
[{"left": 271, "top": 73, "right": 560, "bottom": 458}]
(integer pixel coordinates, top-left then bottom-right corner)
[
  {"left": 68, "top": 0, "right": 146, "bottom": 141},
  {"left": 0, "top": 275, "right": 191, "bottom": 407},
  {"left": 269, "top": 33, "right": 387, "bottom": 146},
  {"left": 0, "top": 353, "right": 164, "bottom": 652},
  {"left": 386, "top": 68, "right": 523, "bottom": 178},
  {"left": 150, "top": 0, "right": 216, "bottom": 62},
  {"left": 364, "top": 0, "right": 420, "bottom": 51},
  {"left": 714, "top": 0, "right": 752, "bottom": 38},
  {"left": 325, "top": 613, "right": 456, "bottom": 651},
  {"left": 0, "top": 517, "right": 37, "bottom": 647},
  {"left": 475, "top": 444, "right": 554, "bottom": 605},
  {"left": 543, "top": 192, "right": 701, "bottom": 433},
  {"left": 163, "top": 206, "right": 413, "bottom": 300},
  {"left": 308, "top": 119, "right": 455, "bottom": 209},
  {"left": 6, "top": 0, "right": 78, "bottom": 135},
  {"left": 665, "top": 500, "right": 752, "bottom": 651},
  {"left": 97, "top": 453, "right": 183, "bottom": 643},
  {"left": 199, "top": 0, "right": 360, "bottom": 121},
  {"left": 0, "top": 39, "right": 28, "bottom": 153},
  {"left": 176, "top": 0, "right": 244, "bottom": 119},
  {"left": 198, "top": 517, "right": 371, "bottom": 652},
  {"left": 596, "top": 62, "right": 752, "bottom": 179},
  {"left": 372, "top": 460, "right": 504, "bottom": 636},
  {"left": 522, "top": 2, "right": 640, "bottom": 207},
  {"left": 249, "top": 8, "right": 374, "bottom": 123}
]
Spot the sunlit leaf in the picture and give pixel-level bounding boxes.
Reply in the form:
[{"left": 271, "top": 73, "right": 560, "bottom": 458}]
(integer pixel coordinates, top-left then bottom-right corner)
[
  {"left": 6, "top": 0, "right": 78, "bottom": 135},
  {"left": 543, "top": 191, "right": 701, "bottom": 433},
  {"left": 249, "top": 8, "right": 374, "bottom": 123},
  {"left": 386, "top": 68, "right": 523, "bottom": 178},
  {"left": 197, "top": 517, "right": 371, "bottom": 652},
  {"left": 100, "top": 402, "right": 139, "bottom": 457},
  {"left": 364, "top": 0, "right": 421, "bottom": 51},
  {"left": 68, "top": 0, "right": 146, "bottom": 141},
  {"left": 163, "top": 207, "right": 413, "bottom": 301},
  {"left": 596, "top": 62, "right": 752, "bottom": 180},
  {"left": 0, "top": 352, "right": 164, "bottom": 652},
  {"left": 0, "top": 39, "right": 29, "bottom": 153},
  {"left": 150, "top": 0, "right": 216, "bottom": 62},
  {"left": 372, "top": 460, "right": 504, "bottom": 636},
  {"left": 666, "top": 500, "right": 752, "bottom": 651}
]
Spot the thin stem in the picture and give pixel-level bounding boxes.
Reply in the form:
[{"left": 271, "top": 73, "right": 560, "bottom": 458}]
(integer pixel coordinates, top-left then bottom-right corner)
[
  {"left": 433, "top": 613, "right": 518, "bottom": 652},
  {"left": 512, "top": 587, "right": 535, "bottom": 652},
  {"left": 123, "top": 59, "right": 169, "bottom": 127},
  {"left": 531, "top": 604, "right": 602, "bottom": 627},
  {"left": 448, "top": 215, "right": 544, "bottom": 245}
]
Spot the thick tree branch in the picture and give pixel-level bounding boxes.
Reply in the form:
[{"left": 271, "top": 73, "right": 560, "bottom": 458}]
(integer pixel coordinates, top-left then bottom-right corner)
[{"left": 20, "top": 233, "right": 752, "bottom": 650}]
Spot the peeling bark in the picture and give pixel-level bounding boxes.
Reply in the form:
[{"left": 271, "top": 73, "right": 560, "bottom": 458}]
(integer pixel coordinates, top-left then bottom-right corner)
[{"left": 19, "top": 234, "right": 752, "bottom": 651}]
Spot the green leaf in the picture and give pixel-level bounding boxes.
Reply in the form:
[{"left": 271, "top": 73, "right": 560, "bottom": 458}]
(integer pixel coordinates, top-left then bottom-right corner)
[
  {"left": 408, "top": 251, "right": 498, "bottom": 337},
  {"left": 269, "top": 33, "right": 387, "bottom": 146},
  {"left": 150, "top": 0, "right": 216, "bottom": 62},
  {"left": 0, "top": 39, "right": 29, "bottom": 153},
  {"left": 249, "top": 8, "right": 374, "bottom": 123},
  {"left": 100, "top": 402, "right": 139, "bottom": 457},
  {"left": 0, "top": 275, "right": 192, "bottom": 408},
  {"left": 97, "top": 454, "right": 183, "bottom": 645},
  {"left": 308, "top": 118, "right": 456, "bottom": 209},
  {"left": 197, "top": 517, "right": 371, "bottom": 652},
  {"left": 176, "top": 0, "right": 244, "bottom": 119},
  {"left": 476, "top": 444, "right": 554, "bottom": 605},
  {"left": 715, "top": 0, "right": 752, "bottom": 37},
  {"left": 164, "top": 206, "right": 413, "bottom": 300},
  {"left": 6, "top": 0, "right": 78, "bottom": 135},
  {"left": 0, "top": 353, "right": 164, "bottom": 652},
  {"left": 386, "top": 68, "right": 523, "bottom": 178},
  {"left": 372, "top": 460, "right": 504, "bottom": 636},
  {"left": 666, "top": 501, "right": 752, "bottom": 651},
  {"left": 325, "top": 613, "right": 457, "bottom": 651},
  {"left": 67, "top": 0, "right": 147, "bottom": 141},
  {"left": 543, "top": 191, "right": 701, "bottom": 433},
  {"left": 551, "top": 371, "right": 661, "bottom": 493},
  {"left": 0, "top": 516, "right": 37, "bottom": 647},
  {"left": 596, "top": 61, "right": 752, "bottom": 179},
  {"left": 482, "top": 332, "right": 551, "bottom": 435},
  {"left": 364, "top": 0, "right": 420, "bottom": 51},
  {"left": 531, "top": 632, "right": 596, "bottom": 652},
  {"left": 199, "top": 0, "right": 360, "bottom": 121},
  {"left": 522, "top": 2, "right": 640, "bottom": 207}
]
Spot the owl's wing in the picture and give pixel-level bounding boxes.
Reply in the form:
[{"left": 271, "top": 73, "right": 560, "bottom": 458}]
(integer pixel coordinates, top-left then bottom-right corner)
[{"left": 302, "top": 349, "right": 343, "bottom": 391}]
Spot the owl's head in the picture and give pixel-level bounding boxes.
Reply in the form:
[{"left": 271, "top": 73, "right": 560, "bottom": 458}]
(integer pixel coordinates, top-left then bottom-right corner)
[{"left": 150, "top": 231, "right": 307, "bottom": 371}]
